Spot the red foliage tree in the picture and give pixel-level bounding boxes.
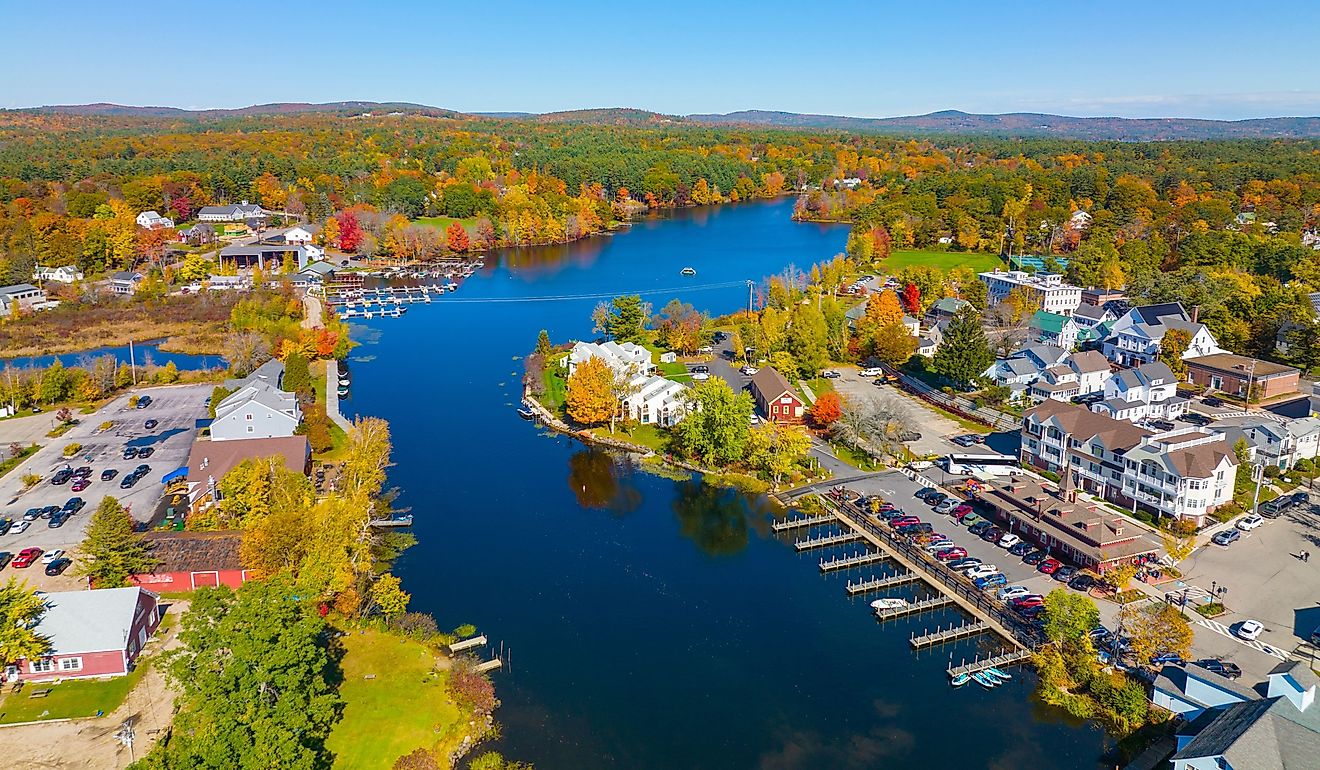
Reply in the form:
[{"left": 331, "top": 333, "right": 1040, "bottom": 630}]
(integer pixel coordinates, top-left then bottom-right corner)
[
  {"left": 445, "top": 221, "right": 469, "bottom": 252},
  {"left": 808, "top": 391, "right": 843, "bottom": 427},
  {"left": 871, "top": 225, "right": 892, "bottom": 260},
  {"left": 336, "top": 211, "right": 363, "bottom": 252},
  {"left": 901, "top": 282, "right": 921, "bottom": 315}
]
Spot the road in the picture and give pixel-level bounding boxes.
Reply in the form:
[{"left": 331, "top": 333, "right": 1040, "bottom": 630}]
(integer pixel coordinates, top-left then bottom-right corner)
[
  {"left": 0, "top": 411, "right": 64, "bottom": 447},
  {"left": 0, "top": 385, "right": 209, "bottom": 554}
]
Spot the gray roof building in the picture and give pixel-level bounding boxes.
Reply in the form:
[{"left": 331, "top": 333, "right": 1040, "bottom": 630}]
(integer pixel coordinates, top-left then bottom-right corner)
[{"left": 39, "top": 587, "right": 156, "bottom": 656}]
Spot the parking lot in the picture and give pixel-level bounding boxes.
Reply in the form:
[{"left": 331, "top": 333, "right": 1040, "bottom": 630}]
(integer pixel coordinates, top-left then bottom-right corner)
[
  {"left": 0, "top": 384, "right": 209, "bottom": 555},
  {"left": 830, "top": 368, "right": 985, "bottom": 457}
]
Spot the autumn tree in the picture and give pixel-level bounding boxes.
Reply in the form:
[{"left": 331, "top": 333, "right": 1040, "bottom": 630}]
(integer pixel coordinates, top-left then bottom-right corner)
[
  {"left": 870, "top": 322, "right": 918, "bottom": 366},
  {"left": 595, "top": 295, "right": 648, "bottom": 344},
  {"left": 320, "top": 216, "right": 340, "bottom": 248},
  {"left": 653, "top": 299, "right": 705, "bottom": 354},
  {"left": 746, "top": 422, "right": 812, "bottom": 485},
  {"left": 870, "top": 225, "right": 892, "bottom": 260},
  {"left": 900, "top": 282, "right": 921, "bottom": 315},
  {"left": 445, "top": 222, "right": 469, "bottom": 253},
  {"left": 864, "top": 290, "right": 904, "bottom": 329},
  {"left": 336, "top": 211, "right": 363, "bottom": 252},
  {"left": 1158, "top": 327, "right": 1192, "bottom": 379},
  {"left": 1120, "top": 602, "right": 1193, "bottom": 667},
  {"left": 565, "top": 356, "right": 615, "bottom": 426},
  {"left": 808, "top": 391, "right": 843, "bottom": 427},
  {"left": 671, "top": 377, "right": 753, "bottom": 466}
]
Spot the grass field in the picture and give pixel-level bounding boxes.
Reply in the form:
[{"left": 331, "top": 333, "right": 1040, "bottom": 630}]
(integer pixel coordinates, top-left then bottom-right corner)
[
  {"left": 0, "top": 663, "right": 146, "bottom": 723},
  {"left": 593, "top": 423, "right": 669, "bottom": 452},
  {"left": 883, "top": 249, "right": 1004, "bottom": 273},
  {"left": 327, "top": 629, "right": 463, "bottom": 770},
  {"left": 414, "top": 216, "right": 479, "bottom": 232}
]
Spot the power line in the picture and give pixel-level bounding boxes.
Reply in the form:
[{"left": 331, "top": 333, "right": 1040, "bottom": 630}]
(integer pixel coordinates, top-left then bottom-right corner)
[{"left": 429, "top": 279, "right": 750, "bottom": 304}]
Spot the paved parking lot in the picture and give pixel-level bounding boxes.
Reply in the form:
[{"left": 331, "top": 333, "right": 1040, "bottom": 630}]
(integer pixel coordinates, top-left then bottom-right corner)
[
  {"left": 831, "top": 368, "right": 982, "bottom": 457},
  {"left": 0, "top": 384, "right": 209, "bottom": 554}
]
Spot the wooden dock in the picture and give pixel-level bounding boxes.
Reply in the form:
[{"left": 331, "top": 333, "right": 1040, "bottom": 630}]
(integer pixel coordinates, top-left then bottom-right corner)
[
  {"left": 475, "top": 659, "right": 502, "bottom": 673},
  {"left": 874, "top": 595, "right": 953, "bottom": 620},
  {"left": 946, "top": 649, "right": 1033, "bottom": 678},
  {"left": 910, "top": 621, "right": 989, "bottom": 648},
  {"left": 771, "top": 513, "right": 837, "bottom": 532},
  {"left": 819, "top": 550, "right": 888, "bottom": 572},
  {"left": 845, "top": 571, "right": 921, "bottom": 595},
  {"left": 448, "top": 635, "right": 488, "bottom": 653},
  {"left": 794, "top": 531, "right": 864, "bottom": 551}
]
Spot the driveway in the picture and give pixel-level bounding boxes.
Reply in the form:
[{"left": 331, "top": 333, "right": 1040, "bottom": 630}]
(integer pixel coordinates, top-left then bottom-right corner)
[{"left": 0, "top": 385, "right": 209, "bottom": 554}]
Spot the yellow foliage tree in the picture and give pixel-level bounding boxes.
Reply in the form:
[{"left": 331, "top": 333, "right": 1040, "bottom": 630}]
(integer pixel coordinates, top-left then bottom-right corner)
[{"left": 566, "top": 356, "right": 616, "bottom": 426}]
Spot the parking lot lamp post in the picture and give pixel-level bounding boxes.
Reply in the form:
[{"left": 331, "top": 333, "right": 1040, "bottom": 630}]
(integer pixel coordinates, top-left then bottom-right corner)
[{"left": 1250, "top": 463, "right": 1265, "bottom": 515}]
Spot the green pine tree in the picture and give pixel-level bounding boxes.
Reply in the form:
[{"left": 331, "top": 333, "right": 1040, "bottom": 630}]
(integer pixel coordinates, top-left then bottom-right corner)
[
  {"left": 281, "top": 352, "right": 312, "bottom": 396},
  {"left": 932, "top": 307, "right": 994, "bottom": 390},
  {"left": 76, "top": 496, "right": 156, "bottom": 588},
  {"left": 535, "top": 329, "right": 553, "bottom": 355}
]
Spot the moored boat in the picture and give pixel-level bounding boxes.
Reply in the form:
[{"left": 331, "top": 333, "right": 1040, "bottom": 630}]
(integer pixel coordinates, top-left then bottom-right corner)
[
  {"left": 987, "top": 667, "right": 1012, "bottom": 681},
  {"left": 869, "top": 597, "right": 909, "bottom": 611},
  {"left": 972, "top": 671, "right": 999, "bottom": 688},
  {"left": 949, "top": 673, "right": 971, "bottom": 687},
  {"left": 680, "top": 266, "right": 697, "bottom": 276}
]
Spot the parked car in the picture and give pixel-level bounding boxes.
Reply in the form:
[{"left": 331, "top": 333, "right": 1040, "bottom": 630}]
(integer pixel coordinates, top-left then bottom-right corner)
[
  {"left": 889, "top": 516, "right": 921, "bottom": 528},
  {"left": 72, "top": 466, "right": 92, "bottom": 478},
  {"left": 959, "top": 512, "right": 985, "bottom": 527},
  {"left": 1052, "top": 565, "right": 1078, "bottom": 582},
  {"left": 145, "top": 419, "right": 159, "bottom": 429},
  {"left": 1022, "top": 549, "right": 1047, "bottom": 565},
  {"left": 123, "top": 446, "right": 139, "bottom": 460},
  {"left": 1291, "top": 491, "right": 1310, "bottom": 506},
  {"left": 740, "top": 366, "right": 759, "bottom": 375},
  {"left": 1147, "top": 419, "right": 1176, "bottom": 431},
  {"left": 1008, "top": 541, "right": 1034, "bottom": 557},
  {"left": 968, "top": 521, "right": 994, "bottom": 536},
  {"left": 1150, "top": 652, "right": 1186, "bottom": 666},
  {"left": 48, "top": 513, "right": 69, "bottom": 528},
  {"left": 1182, "top": 412, "right": 1212, "bottom": 427},
  {"left": 12, "top": 547, "right": 42, "bottom": 568},
  {"left": 1212, "top": 529, "right": 1241, "bottom": 546},
  {"left": 137, "top": 447, "right": 155, "bottom": 459},
  {"left": 896, "top": 523, "right": 933, "bottom": 536},
  {"left": 974, "top": 573, "right": 1008, "bottom": 590},
  {"left": 979, "top": 526, "right": 1004, "bottom": 543},
  {"left": 21, "top": 508, "right": 41, "bottom": 522},
  {"left": 925, "top": 493, "right": 948, "bottom": 507},
  {"left": 1068, "top": 575, "right": 1098, "bottom": 592},
  {"left": 101, "top": 468, "right": 119, "bottom": 481},
  {"left": 1202, "top": 396, "right": 1225, "bottom": 407},
  {"left": 1038, "top": 558, "right": 1063, "bottom": 574},
  {"left": 120, "top": 474, "right": 141, "bottom": 489},
  {"left": 50, "top": 468, "right": 73, "bottom": 485},
  {"left": 41, "top": 549, "right": 66, "bottom": 565},
  {"left": 136, "top": 395, "right": 152, "bottom": 408},
  {"left": 0, "top": 552, "right": 11, "bottom": 570},
  {"left": 1258, "top": 497, "right": 1288, "bottom": 518},
  {"left": 998, "top": 585, "right": 1031, "bottom": 601},
  {"left": 933, "top": 498, "right": 958, "bottom": 514},
  {"left": 821, "top": 370, "right": 841, "bottom": 379},
  {"left": 997, "top": 533, "right": 1022, "bottom": 549},
  {"left": 964, "top": 564, "right": 999, "bottom": 580},
  {"left": 1236, "top": 620, "right": 1265, "bottom": 641},
  {"left": 1236, "top": 514, "right": 1264, "bottom": 531},
  {"left": 859, "top": 367, "right": 884, "bottom": 377},
  {"left": 952, "top": 504, "right": 973, "bottom": 517},
  {"left": 44, "top": 558, "right": 72, "bottom": 576},
  {"left": 1019, "top": 604, "right": 1047, "bottom": 620},
  {"left": 11, "top": 521, "right": 29, "bottom": 535},
  {"left": 914, "top": 487, "right": 939, "bottom": 500},
  {"left": 135, "top": 464, "right": 152, "bottom": 474},
  {"left": 62, "top": 497, "right": 85, "bottom": 514},
  {"left": 951, "top": 434, "right": 978, "bottom": 448},
  {"left": 1192, "top": 659, "right": 1242, "bottom": 680},
  {"left": 935, "top": 547, "right": 968, "bottom": 561},
  {"left": 947, "top": 558, "right": 981, "bottom": 571},
  {"left": 0, "top": 519, "right": 9, "bottom": 536},
  {"left": 39, "top": 506, "right": 59, "bottom": 519},
  {"left": 71, "top": 477, "right": 90, "bottom": 492}
]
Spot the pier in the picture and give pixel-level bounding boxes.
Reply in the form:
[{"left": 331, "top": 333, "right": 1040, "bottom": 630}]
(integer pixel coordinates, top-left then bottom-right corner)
[
  {"left": 845, "top": 571, "right": 921, "bottom": 595},
  {"left": 448, "top": 635, "right": 488, "bottom": 653},
  {"left": 794, "top": 531, "right": 864, "bottom": 551},
  {"left": 910, "top": 620, "right": 989, "bottom": 648},
  {"left": 475, "top": 659, "right": 502, "bottom": 673},
  {"left": 771, "top": 512, "right": 837, "bottom": 532},
  {"left": 873, "top": 595, "right": 953, "bottom": 620},
  {"left": 946, "top": 650, "right": 1033, "bottom": 679},
  {"left": 819, "top": 550, "right": 888, "bottom": 572}
]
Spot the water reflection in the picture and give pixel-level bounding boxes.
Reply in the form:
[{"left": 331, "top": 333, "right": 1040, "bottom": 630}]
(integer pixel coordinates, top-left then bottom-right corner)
[
  {"left": 671, "top": 479, "right": 761, "bottom": 557},
  {"left": 567, "top": 449, "right": 642, "bottom": 514}
]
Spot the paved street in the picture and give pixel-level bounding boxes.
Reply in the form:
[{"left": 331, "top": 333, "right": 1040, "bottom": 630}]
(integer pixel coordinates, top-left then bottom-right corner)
[
  {"left": 0, "top": 384, "right": 209, "bottom": 554},
  {"left": 0, "top": 411, "right": 64, "bottom": 446}
]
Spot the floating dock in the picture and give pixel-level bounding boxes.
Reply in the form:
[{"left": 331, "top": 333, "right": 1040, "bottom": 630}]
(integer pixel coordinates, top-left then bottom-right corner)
[
  {"left": 475, "top": 659, "right": 502, "bottom": 673},
  {"left": 448, "top": 635, "right": 488, "bottom": 653},
  {"left": 910, "top": 621, "right": 990, "bottom": 648},
  {"left": 845, "top": 571, "right": 921, "bottom": 595},
  {"left": 819, "top": 550, "right": 888, "bottom": 572},
  {"left": 946, "top": 649, "right": 1033, "bottom": 679},
  {"left": 794, "top": 531, "right": 864, "bottom": 551},
  {"left": 771, "top": 513, "right": 838, "bottom": 532},
  {"left": 874, "top": 595, "right": 953, "bottom": 620}
]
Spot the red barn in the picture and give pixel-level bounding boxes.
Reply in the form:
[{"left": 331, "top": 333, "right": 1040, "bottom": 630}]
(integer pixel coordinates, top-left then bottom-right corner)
[
  {"left": 8, "top": 587, "right": 161, "bottom": 682},
  {"left": 130, "top": 530, "right": 252, "bottom": 592},
  {"left": 749, "top": 367, "right": 805, "bottom": 424}
]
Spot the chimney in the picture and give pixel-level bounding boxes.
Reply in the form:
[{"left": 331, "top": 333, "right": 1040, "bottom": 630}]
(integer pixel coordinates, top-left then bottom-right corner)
[{"left": 1190, "top": 305, "right": 1200, "bottom": 323}]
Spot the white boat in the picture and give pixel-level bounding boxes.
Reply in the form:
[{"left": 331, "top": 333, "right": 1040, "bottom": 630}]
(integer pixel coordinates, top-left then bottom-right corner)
[
  {"left": 680, "top": 266, "right": 697, "bottom": 276},
  {"left": 870, "top": 598, "right": 909, "bottom": 611}
]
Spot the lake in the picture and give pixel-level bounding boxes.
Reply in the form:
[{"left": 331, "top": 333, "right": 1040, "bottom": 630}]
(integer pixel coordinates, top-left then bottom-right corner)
[
  {"left": 342, "top": 199, "right": 1108, "bottom": 769},
  {"left": 2, "top": 341, "right": 223, "bottom": 372}
]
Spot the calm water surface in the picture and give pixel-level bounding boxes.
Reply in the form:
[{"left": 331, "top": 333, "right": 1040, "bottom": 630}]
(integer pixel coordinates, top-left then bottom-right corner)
[
  {"left": 3, "top": 341, "right": 223, "bottom": 371},
  {"left": 343, "top": 200, "right": 1107, "bottom": 769}
]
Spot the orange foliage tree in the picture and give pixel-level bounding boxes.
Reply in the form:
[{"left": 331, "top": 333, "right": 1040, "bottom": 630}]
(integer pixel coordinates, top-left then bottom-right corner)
[
  {"left": 446, "top": 222, "right": 469, "bottom": 253},
  {"left": 808, "top": 391, "right": 843, "bottom": 427}
]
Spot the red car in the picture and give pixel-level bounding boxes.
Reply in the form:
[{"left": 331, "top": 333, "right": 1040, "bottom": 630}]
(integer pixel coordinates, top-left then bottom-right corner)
[
  {"left": 889, "top": 516, "right": 921, "bottom": 528},
  {"left": 935, "top": 547, "right": 968, "bottom": 561},
  {"left": 953, "top": 504, "right": 973, "bottom": 517},
  {"left": 1012, "top": 595, "right": 1045, "bottom": 608},
  {"left": 1038, "top": 558, "right": 1062, "bottom": 575},
  {"left": 875, "top": 503, "right": 896, "bottom": 513},
  {"left": 12, "top": 547, "right": 43, "bottom": 568},
  {"left": 71, "top": 477, "right": 90, "bottom": 492}
]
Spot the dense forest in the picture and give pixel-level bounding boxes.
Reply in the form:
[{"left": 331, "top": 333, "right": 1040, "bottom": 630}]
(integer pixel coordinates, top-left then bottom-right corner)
[{"left": 4, "top": 110, "right": 1320, "bottom": 363}]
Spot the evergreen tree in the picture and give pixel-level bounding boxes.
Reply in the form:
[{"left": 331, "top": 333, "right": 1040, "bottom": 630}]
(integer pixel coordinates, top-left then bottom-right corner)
[
  {"left": 0, "top": 578, "right": 49, "bottom": 664},
  {"left": 932, "top": 307, "right": 994, "bottom": 389},
  {"left": 787, "top": 302, "right": 828, "bottom": 377},
  {"left": 75, "top": 496, "right": 155, "bottom": 588},
  {"left": 281, "top": 351, "right": 312, "bottom": 396},
  {"left": 535, "top": 329, "right": 553, "bottom": 356},
  {"left": 604, "top": 295, "right": 648, "bottom": 343}
]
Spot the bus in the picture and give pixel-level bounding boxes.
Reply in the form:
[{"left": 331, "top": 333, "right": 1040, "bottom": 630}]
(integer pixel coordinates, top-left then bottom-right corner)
[{"left": 938, "top": 452, "right": 1022, "bottom": 477}]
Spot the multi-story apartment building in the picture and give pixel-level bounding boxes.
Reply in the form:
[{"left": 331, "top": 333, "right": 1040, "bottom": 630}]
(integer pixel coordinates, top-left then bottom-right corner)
[
  {"left": 978, "top": 269, "right": 1083, "bottom": 315},
  {"left": 1101, "top": 303, "right": 1224, "bottom": 367}
]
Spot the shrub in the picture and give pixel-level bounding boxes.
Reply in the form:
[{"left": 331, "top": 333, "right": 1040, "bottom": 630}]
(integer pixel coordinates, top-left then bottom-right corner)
[
  {"left": 62, "top": 442, "right": 83, "bottom": 457},
  {"left": 452, "top": 623, "right": 478, "bottom": 639},
  {"left": 1132, "top": 509, "right": 1154, "bottom": 525},
  {"left": 391, "top": 612, "right": 439, "bottom": 640},
  {"left": 1295, "top": 457, "right": 1315, "bottom": 473},
  {"left": 448, "top": 658, "right": 499, "bottom": 717},
  {"left": 21, "top": 473, "right": 41, "bottom": 488},
  {"left": 393, "top": 748, "right": 442, "bottom": 770}
]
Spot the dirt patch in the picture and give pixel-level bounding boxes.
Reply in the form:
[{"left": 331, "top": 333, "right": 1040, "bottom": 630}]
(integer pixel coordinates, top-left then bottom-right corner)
[{"left": 0, "top": 600, "right": 188, "bottom": 770}]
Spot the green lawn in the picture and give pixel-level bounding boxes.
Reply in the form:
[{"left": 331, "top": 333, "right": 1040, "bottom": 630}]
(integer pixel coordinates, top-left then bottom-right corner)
[
  {"left": 883, "top": 249, "right": 1003, "bottom": 273},
  {"left": 594, "top": 423, "right": 669, "bottom": 452},
  {"left": 311, "top": 366, "right": 351, "bottom": 461},
  {"left": 541, "top": 364, "right": 567, "bottom": 412},
  {"left": 0, "top": 445, "right": 38, "bottom": 480},
  {"left": 327, "top": 629, "right": 463, "bottom": 770},
  {"left": 0, "top": 664, "right": 146, "bottom": 723},
  {"left": 414, "top": 216, "right": 479, "bottom": 232}
]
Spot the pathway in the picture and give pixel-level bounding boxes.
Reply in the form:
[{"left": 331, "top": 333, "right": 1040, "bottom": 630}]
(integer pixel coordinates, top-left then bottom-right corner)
[{"left": 324, "top": 361, "right": 352, "bottom": 433}]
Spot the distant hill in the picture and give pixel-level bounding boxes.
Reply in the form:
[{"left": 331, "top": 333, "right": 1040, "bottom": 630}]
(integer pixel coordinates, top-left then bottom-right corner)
[
  {"left": 685, "top": 109, "right": 1320, "bottom": 141},
  {"left": 22, "top": 103, "right": 1320, "bottom": 140}
]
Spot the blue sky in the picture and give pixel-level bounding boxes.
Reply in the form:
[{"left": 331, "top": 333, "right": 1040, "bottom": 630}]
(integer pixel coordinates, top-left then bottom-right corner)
[{"left": 4, "top": 0, "right": 1319, "bottom": 119}]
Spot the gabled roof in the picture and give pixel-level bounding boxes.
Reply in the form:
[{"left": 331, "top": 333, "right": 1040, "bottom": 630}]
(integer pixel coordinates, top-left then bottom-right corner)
[
  {"left": 223, "top": 358, "right": 284, "bottom": 390},
  {"left": 1031, "top": 310, "right": 1075, "bottom": 335},
  {"left": 185, "top": 435, "right": 310, "bottom": 486},
  {"left": 930, "top": 297, "right": 970, "bottom": 315},
  {"left": 1134, "top": 302, "right": 1189, "bottom": 326},
  {"left": 1068, "top": 350, "right": 1111, "bottom": 374},
  {"left": 38, "top": 587, "right": 156, "bottom": 655},
  {"left": 1073, "top": 303, "right": 1108, "bottom": 321},
  {"left": 749, "top": 367, "right": 796, "bottom": 401},
  {"left": 215, "top": 381, "right": 298, "bottom": 420},
  {"left": 1025, "top": 399, "right": 1152, "bottom": 450}
]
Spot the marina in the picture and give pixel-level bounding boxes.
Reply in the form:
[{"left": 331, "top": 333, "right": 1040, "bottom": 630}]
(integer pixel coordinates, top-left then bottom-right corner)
[
  {"left": 793, "top": 530, "right": 864, "bottom": 551},
  {"left": 769, "top": 512, "right": 838, "bottom": 531},
  {"left": 818, "top": 549, "right": 888, "bottom": 572},
  {"left": 909, "top": 620, "right": 991, "bottom": 649},
  {"left": 873, "top": 595, "right": 954, "bottom": 620},
  {"left": 844, "top": 571, "right": 921, "bottom": 595}
]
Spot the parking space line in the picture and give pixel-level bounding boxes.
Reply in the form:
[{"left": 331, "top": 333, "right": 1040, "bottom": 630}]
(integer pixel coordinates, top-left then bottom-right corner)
[{"left": 1194, "top": 618, "right": 1288, "bottom": 660}]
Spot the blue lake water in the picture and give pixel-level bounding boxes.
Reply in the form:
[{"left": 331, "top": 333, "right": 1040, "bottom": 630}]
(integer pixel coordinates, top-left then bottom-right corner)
[
  {"left": 2, "top": 341, "right": 223, "bottom": 372},
  {"left": 342, "top": 199, "right": 1108, "bottom": 768}
]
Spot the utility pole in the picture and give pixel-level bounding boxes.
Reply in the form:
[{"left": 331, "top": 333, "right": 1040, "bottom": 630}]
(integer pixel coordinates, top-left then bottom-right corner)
[
  {"left": 1250, "top": 462, "right": 1265, "bottom": 515},
  {"left": 129, "top": 339, "right": 138, "bottom": 386}
]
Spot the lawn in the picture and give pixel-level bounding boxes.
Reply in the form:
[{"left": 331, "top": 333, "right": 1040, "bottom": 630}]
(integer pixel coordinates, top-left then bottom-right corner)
[
  {"left": 0, "top": 664, "right": 146, "bottom": 723},
  {"left": 541, "top": 364, "right": 567, "bottom": 412},
  {"left": 414, "top": 216, "right": 479, "bottom": 233},
  {"left": 311, "top": 366, "right": 351, "bottom": 461},
  {"left": 642, "top": 343, "right": 688, "bottom": 377},
  {"left": 883, "top": 249, "right": 1003, "bottom": 274},
  {"left": 0, "top": 444, "right": 38, "bottom": 480},
  {"left": 326, "top": 629, "right": 463, "bottom": 770},
  {"left": 593, "top": 423, "right": 669, "bottom": 452}
]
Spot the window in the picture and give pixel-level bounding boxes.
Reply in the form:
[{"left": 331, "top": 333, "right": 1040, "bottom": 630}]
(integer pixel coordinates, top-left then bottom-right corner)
[
  {"left": 30, "top": 659, "right": 54, "bottom": 673},
  {"left": 246, "top": 426, "right": 254, "bottom": 433},
  {"left": 245, "top": 414, "right": 253, "bottom": 421},
  {"left": 59, "top": 658, "right": 82, "bottom": 672}
]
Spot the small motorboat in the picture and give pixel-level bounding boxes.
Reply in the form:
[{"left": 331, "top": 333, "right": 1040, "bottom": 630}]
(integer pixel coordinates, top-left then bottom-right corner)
[
  {"left": 949, "top": 673, "right": 971, "bottom": 688},
  {"left": 870, "top": 597, "right": 909, "bottom": 611},
  {"left": 517, "top": 408, "right": 536, "bottom": 420},
  {"left": 971, "top": 671, "right": 999, "bottom": 688},
  {"left": 987, "top": 667, "right": 1013, "bottom": 681},
  {"left": 680, "top": 266, "right": 697, "bottom": 276}
]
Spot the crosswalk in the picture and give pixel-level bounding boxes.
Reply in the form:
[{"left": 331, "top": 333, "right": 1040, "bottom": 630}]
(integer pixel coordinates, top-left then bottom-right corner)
[{"left": 1195, "top": 618, "right": 1288, "bottom": 660}]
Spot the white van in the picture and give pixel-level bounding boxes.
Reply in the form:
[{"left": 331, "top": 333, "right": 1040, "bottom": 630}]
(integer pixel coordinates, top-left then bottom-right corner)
[{"left": 859, "top": 367, "right": 884, "bottom": 377}]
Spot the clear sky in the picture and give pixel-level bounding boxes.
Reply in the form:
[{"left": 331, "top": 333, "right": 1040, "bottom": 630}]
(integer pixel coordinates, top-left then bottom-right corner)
[{"left": 4, "top": 0, "right": 1318, "bottom": 120}]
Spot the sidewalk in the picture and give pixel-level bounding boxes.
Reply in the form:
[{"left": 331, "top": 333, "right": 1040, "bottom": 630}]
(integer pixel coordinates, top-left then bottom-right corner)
[{"left": 324, "top": 360, "right": 352, "bottom": 433}]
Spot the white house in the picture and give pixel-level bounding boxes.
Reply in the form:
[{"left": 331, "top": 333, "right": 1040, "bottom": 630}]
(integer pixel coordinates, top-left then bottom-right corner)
[
  {"left": 560, "top": 341, "right": 653, "bottom": 378},
  {"left": 1231, "top": 416, "right": 1320, "bottom": 469},
  {"left": 1091, "top": 361, "right": 1186, "bottom": 423},
  {"left": 210, "top": 382, "right": 301, "bottom": 441},
  {"left": 978, "top": 269, "right": 1083, "bottom": 315},
  {"left": 262, "top": 225, "right": 314, "bottom": 245},
  {"left": 33, "top": 265, "right": 83, "bottom": 284},
  {"left": 1121, "top": 429, "right": 1239, "bottom": 526},
  {"left": 0, "top": 283, "right": 56, "bottom": 317},
  {"left": 107, "top": 271, "right": 144, "bottom": 296},
  {"left": 621, "top": 375, "right": 690, "bottom": 427},
  {"left": 1101, "top": 303, "right": 1224, "bottom": 367},
  {"left": 197, "top": 201, "right": 270, "bottom": 223},
  {"left": 1027, "top": 351, "right": 1111, "bottom": 403},
  {"left": 1068, "top": 210, "right": 1093, "bottom": 230},
  {"left": 136, "top": 210, "right": 175, "bottom": 229}
]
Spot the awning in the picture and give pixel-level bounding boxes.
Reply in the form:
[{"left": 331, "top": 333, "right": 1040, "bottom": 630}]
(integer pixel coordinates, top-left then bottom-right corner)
[{"left": 161, "top": 466, "right": 188, "bottom": 484}]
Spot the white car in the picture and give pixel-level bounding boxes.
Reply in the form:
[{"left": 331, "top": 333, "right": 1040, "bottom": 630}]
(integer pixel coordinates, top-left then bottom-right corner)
[
  {"left": 922, "top": 539, "right": 955, "bottom": 552},
  {"left": 998, "top": 585, "right": 1031, "bottom": 600},
  {"left": 998, "top": 534, "right": 1022, "bottom": 549},
  {"left": 691, "top": 372, "right": 710, "bottom": 381},
  {"left": 740, "top": 366, "right": 759, "bottom": 375},
  {"left": 41, "top": 549, "right": 66, "bottom": 565},
  {"left": 859, "top": 367, "right": 884, "bottom": 378},
  {"left": 1236, "top": 514, "right": 1264, "bottom": 532},
  {"left": 965, "top": 564, "right": 999, "bottom": 580},
  {"left": 1237, "top": 620, "right": 1264, "bottom": 641},
  {"left": 12, "top": 520, "right": 30, "bottom": 535},
  {"left": 934, "top": 498, "right": 958, "bottom": 514}
]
